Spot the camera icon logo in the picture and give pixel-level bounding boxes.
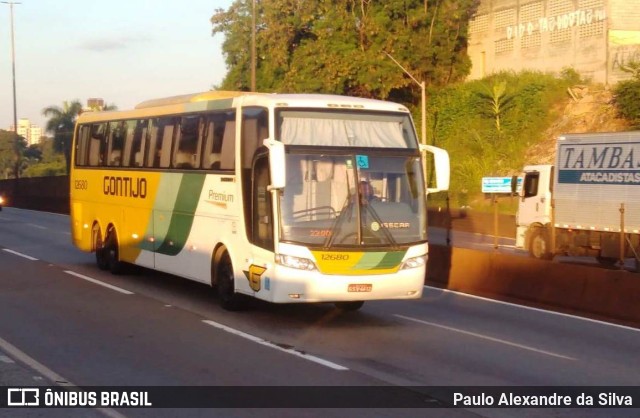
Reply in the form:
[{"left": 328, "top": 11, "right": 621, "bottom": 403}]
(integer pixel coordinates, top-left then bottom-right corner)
[{"left": 7, "top": 388, "right": 40, "bottom": 406}]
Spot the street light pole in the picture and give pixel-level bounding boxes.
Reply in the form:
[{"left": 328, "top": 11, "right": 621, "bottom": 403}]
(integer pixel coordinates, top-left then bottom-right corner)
[
  {"left": 250, "top": 0, "right": 256, "bottom": 92},
  {"left": 2, "top": 1, "right": 20, "bottom": 132},
  {"left": 383, "top": 52, "right": 426, "bottom": 146}
]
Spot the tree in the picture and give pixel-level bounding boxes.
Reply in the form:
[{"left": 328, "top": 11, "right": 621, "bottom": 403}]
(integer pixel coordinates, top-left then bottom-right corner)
[
  {"left": 211, "top": 0, "right": 480, "bottom": 109},
  {"left": 614, "top": 60, "right": 640, "bottom": 128},
  {"left": 42, "top": 100, "right": 83, "bottom": 174},
  {"left": 0, "top": 129, "right": 27, "bottom": 179},
  {"left": 476, "top": 80, "right": 515, "bottom": 133}
]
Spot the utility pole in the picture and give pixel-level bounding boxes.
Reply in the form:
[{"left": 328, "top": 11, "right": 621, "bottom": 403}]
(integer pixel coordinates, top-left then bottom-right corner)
[
  {"left": 383, "top": 52, "right": 426, "bottom": 146},
  {"left": 2, "top": 1, "right": 20, "bottom": 132},
  {"left": 250, "top": 0, "right": 256, "bottom": 92},
  {"left": 2, "top": 1, "right": 21, "bottom": 179}
]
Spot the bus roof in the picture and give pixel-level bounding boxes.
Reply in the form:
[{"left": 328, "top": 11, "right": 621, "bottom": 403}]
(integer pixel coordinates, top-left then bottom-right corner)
[{"left": 76, "top": 91, "right": 410, "bottom": 124}]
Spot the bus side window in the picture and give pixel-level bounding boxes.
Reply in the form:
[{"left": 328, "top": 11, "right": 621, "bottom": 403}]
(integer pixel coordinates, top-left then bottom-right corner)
[
  {"left": 75, "top": 125, "right": 90, "bottom": 166},
  {"left": 129, "top": 119, "right": 148, "bottom": 167},
  {"left": 149, "top": 117, "right": 176, "bottom": 168},
  {"left": 107, "top": 121, "right": 126, "bottom": 167},
  {"left": 202, "top": 115, "right": 225, "bottom": 169},
  {"left": 173, "top": 115, "right": 200, "bottom": 169},
  {"left": 88, "top": 123, "right": 107, "bottom": 166},
  {"left": 121, "top": 120, "right": 137, "bottom": 167},
  {"left": 219, "top": 118, "right": 236, "bottom": 171}
]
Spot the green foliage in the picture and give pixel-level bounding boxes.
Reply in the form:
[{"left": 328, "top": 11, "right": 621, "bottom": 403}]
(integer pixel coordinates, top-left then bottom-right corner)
[
  {"left": 428, "top": 71, "right": 575, "bottom": 196},
  {"left": 20, "top": 138, "right": 67, "bottom": 178},
  {"left": 42, "top": 100, "right": 83, "bottom": 174},
  {"left": 0, "top": 129, "right": 27, "bottom": 179},
  {"left": 614, "top": 80, "right": 640, "bottom": 128},
  {"left": 211, "top": 0, "right": 480, "bottom": 107},
  {"left": 613, "top": 61, "right": 640, "bottom": 128}
]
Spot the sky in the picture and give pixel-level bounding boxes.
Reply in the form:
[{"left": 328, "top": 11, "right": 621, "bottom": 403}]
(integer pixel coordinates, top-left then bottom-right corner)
[{"left": 0, "top": 0, "right": 233, "bottom": 132}]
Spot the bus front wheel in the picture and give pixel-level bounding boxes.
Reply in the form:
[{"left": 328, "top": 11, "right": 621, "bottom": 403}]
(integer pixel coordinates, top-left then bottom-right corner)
[{"left": 217, "top": 253, "right": 246, "bottom": 311}]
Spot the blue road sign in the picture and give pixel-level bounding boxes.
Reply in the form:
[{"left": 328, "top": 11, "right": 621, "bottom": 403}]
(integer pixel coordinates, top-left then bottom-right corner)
[{"left": 482, "top": 176, "right": 522, "bottom": 194}]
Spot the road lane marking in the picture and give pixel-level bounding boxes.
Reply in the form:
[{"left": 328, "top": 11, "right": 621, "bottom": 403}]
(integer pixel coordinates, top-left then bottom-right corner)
[
  {"left": 0, "top": 336, "right": 127, "bottom": 418},
  {"left": 424, "top": 285, "right": 640, "bottom": 334},
  {"left": 0, "top": 354, "right": 15, "bottom": 363},
  {"left": 26, "top": 223, "right": 48, "bottom": 230},
  {"left": 394, "top": 314, "right": 577, "bottom": 361},
  {"left": 203, "top": 320, "right": 349, "bottom": 371},
  {"left": 2, "top": 248, "right": 38, "bottom": 261},
  {"left": 64, "top": 270, "right": 134, "bottom": 295}
]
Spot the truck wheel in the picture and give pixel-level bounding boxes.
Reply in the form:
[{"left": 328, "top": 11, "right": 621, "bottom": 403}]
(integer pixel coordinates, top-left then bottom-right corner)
[
  {"left": 529, "top": 228, "right": 552, "bottom": 260},
  {"left": 596, "top": 256, "right": 618, "bottom": 267}
]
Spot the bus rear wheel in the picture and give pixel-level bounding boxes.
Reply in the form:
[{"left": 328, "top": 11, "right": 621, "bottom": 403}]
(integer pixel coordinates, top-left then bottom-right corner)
[
  {"left": 94, "top": 225, "right": 109, "bottom": 271},
  {"left": 105, "top": 228, "right": 125, "bottom": 275},
  {"left": 335, "top": 301, "right": 364, "bottom": 312},
  {"left": 217, "top": 253, "right": 246, "bottom": 311}
]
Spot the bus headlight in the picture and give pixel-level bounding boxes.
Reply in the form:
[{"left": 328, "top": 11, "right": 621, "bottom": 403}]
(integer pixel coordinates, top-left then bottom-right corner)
[
  {"left": 399, "top": 255, "right": 427, "bottom": 270},
  {"left": 275, "top": 254, "right": 318, "bottom": 271}
]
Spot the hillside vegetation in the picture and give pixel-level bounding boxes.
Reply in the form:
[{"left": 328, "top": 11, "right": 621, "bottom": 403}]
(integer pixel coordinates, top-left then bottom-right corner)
[{"left": 427, "top": 70, "right": 632, "bottom": 211}]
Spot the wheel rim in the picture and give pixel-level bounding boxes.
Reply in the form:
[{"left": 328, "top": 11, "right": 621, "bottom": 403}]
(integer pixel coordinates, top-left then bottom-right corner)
[{"left": 532, "top": 234, "right": 546, "bottom": 258}]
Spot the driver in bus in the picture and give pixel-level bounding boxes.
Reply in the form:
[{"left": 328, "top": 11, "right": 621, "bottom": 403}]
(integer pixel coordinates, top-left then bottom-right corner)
[{"left": 358, "top": 178, "right": 379, "bottom": 204}]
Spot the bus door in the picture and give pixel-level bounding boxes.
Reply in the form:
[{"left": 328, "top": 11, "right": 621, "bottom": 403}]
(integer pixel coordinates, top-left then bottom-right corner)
[{"left": 243, "top": 152, "right": 275, "bottom": 295}]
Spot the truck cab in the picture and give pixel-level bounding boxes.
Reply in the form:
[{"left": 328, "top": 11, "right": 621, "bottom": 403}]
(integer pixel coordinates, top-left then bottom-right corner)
[{"left": 515, "top": 164, "right": 553, "bottom": 252}]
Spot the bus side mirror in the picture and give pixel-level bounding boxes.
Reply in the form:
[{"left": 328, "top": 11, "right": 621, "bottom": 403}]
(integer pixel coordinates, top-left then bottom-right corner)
[
  {"left": 263, "top": 138, "right": 286, "bottom": 190},
  {"left": 420, "top": 144, "right": 450, "bottom": 193}
]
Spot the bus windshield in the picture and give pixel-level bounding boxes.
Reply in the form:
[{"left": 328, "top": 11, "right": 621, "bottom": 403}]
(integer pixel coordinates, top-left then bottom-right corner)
[{"left": 279, "top": 153, "right": 426, "bottom": 247}]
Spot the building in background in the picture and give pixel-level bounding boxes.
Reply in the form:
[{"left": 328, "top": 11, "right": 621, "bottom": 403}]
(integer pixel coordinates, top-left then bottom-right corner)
[
  {"left": 467, "top": 0, "right": 640, "bottom": 85},
  {"left": 9, "top": 118, "right": 43, "bottom": 146}
]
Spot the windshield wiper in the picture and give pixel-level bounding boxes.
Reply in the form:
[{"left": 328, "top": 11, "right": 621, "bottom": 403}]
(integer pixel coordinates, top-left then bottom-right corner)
[
  {"left": 361, "top": 201, "right": 398, "bottom": 248},
  {"left": 323, "top": 190, "right": 354, "bottom": 248}
]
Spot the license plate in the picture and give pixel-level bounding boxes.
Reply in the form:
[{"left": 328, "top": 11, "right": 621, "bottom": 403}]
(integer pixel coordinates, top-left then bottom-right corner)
[{"left": 348, "top": 284, "right": 372, "bottom": 292}]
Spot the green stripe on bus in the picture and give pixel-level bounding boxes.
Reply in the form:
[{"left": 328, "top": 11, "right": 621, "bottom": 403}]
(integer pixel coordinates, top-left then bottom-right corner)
[
  {"left": 373, "top": 251, "right": 405, "bottom": 269},
  {"left": 155, "top": 173, "right": 206, "bottom": 256}
]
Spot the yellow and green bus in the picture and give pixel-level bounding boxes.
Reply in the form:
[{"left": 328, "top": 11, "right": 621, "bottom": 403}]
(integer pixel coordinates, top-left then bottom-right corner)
[{"left": 70, "top": 91, "right": 449, "bottom": 311}]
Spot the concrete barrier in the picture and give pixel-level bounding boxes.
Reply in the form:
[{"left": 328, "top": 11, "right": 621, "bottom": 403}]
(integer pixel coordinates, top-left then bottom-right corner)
[
  {"left": 428, "top": 245, "right": 640, "bottom": 326},
  {"left": 0, "top": 176, "right": 69, "bottom": 214}
]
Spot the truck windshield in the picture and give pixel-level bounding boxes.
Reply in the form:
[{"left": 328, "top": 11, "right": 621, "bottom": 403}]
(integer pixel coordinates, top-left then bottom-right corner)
[{"left": 279, "top": 153, "right": 426, "bottom": 247}]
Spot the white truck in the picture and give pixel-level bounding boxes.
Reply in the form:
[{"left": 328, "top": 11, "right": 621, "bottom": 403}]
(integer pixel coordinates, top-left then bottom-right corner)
[{"left": 515, "top": 131, "right": 640, "bottom": 264}]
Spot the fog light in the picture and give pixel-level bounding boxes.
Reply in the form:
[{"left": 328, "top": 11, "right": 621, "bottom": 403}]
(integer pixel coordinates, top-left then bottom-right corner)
[{"left": 289, "top": 294, "right": 301, "bottom": 299}]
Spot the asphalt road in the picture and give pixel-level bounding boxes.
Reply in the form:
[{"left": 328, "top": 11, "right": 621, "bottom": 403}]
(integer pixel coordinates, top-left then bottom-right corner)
[{"left": 1, "top": 207, "right": 639, "bottom": 418}]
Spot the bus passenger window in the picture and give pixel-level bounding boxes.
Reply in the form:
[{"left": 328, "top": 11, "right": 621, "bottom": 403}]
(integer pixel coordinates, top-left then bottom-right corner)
[
  {"left": 75, "top": 125, "right": 90, "bottom": 166},
  {"left": 129, "top": 120, "right": 148, "bottom": 167},
  {"left": 174, "top": 116, "right": 200, "bottom": 169},
  {"left": 88, "top": 123, "right": 107, "bottom": 166},
  {"left": 149, "top": 117, "right": 176, "bottom": 168},
  {"left": 121, "top": 120, "right": 137, "bottom": 167},
  {"left": 202, "top": 117, "right": 223, "bottom": 169},
  {"left": 219, "top": 119, "right": 236, "bottom": 171},
  {"left": 107, "top": 121, "right": 126, "bottom": 167}
]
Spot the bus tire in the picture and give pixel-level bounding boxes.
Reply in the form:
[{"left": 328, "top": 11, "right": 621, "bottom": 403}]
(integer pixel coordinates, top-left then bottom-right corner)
[
  {"left": 217, "top": 253, "right": 246, "bottom": 311},
  {"left": 105, "top": 228, "right": 125, "bottom": 275},
  {"left": 335, "top": 301, "right": 364, "bottom": 312},
  {"left": 93, "top": 224, "right": 109, "bottom": 271},
  {"left": 529, "top": 228, "right": 552, "bottom": 260}
]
